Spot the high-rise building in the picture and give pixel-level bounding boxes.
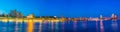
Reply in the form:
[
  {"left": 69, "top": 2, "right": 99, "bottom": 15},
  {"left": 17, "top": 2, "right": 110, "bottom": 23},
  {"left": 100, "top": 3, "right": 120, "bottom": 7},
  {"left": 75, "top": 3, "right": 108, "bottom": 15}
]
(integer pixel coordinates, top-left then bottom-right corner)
[{"left": 9, "top": 9, "right": 23, "bottom": 18}]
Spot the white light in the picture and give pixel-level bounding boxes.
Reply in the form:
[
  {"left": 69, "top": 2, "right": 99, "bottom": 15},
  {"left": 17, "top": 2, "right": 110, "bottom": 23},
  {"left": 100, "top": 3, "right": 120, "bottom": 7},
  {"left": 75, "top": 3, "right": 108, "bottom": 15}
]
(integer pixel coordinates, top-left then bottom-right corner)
[{"left": 54, "top": 16, "right": 57, "bottom": 17}]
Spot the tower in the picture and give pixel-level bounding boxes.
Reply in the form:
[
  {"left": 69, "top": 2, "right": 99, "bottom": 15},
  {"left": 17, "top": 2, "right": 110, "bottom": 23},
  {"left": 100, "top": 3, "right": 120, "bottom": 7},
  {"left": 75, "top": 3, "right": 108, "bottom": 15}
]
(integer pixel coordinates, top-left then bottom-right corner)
[
  {"left": 111, "top": 13, "right": 117, "bottom": 20},
  {"left": 100, "top": 15, "right": 103, "bottom": 20}
]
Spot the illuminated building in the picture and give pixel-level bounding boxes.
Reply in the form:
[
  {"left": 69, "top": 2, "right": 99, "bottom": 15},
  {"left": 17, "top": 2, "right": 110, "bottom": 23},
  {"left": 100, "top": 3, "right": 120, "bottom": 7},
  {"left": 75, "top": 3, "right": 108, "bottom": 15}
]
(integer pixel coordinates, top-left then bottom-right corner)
[
  {"left": 0, "top": 14, "right": 8, "bottom": 18},
  {"left": 111, "top": 13, "right": 117, "bottom": 20},
  {"left": 100, "top": 15, "right": 103, "bottom": 20},
  {"left": 40, "top": 16, "right": 56, "bottom": 18},
  {"left": 27, "top": 14, "right": 34, "bottom": 18}
]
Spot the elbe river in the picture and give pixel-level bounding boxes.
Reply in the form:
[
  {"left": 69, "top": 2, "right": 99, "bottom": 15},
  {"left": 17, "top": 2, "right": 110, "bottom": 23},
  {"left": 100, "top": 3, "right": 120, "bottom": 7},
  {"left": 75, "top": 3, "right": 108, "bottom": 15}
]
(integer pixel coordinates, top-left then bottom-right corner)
[{"left": 0, "top": 20, "right": 119, "bottom": 32}]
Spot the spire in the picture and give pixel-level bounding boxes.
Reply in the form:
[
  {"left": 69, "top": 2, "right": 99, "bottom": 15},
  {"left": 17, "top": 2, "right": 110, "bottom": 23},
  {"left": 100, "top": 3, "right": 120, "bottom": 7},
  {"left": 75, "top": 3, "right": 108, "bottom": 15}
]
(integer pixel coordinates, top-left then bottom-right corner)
[
  {"left": 111, "top": 13, "right": 117, "bottom": 20},
  {"left": 100, "top": 15, "right": 102, "bottom": 19},
  {"left": 112, "top": 13, "right": 115, "bottom": 18}
]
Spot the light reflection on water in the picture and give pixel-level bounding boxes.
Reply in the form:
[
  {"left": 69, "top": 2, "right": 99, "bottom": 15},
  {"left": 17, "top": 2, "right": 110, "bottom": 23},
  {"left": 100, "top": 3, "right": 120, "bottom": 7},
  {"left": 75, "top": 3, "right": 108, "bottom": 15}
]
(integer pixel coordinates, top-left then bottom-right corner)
[
  {"left": 111, "top": 20, "right": 118, "bottom": 32},
  {"left": 0, "top": 20, "right": 120, "bottom": 32},
  {"left": 100, "top": 20, "right": 104, "bottom": 32},
  {"left": 96, "top": 20, "right": 98, "bottom": 32},
  {"left": 38, "top": 22, "right": 42, "bottom": 32}
]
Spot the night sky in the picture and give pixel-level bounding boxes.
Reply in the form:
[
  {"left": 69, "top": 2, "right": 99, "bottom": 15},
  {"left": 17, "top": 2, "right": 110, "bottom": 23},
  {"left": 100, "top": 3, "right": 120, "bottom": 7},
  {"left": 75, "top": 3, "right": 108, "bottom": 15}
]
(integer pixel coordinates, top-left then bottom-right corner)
[{"left": 0, "top": 0, "right": 120, "bottom": 17}]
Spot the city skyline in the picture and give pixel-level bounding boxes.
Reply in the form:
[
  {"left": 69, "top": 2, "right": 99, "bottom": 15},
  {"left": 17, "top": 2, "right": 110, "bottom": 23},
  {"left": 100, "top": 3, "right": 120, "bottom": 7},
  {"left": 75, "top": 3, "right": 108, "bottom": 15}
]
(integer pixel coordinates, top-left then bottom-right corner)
[
  {"left": 0, "top": 9, "right": 119, "bottom": 18},
  {"left": 0, "top": 0, "right": 120, "bottom": 17},
  {"left": 0, "top": 0, "right": 120, "bottom": 32}
]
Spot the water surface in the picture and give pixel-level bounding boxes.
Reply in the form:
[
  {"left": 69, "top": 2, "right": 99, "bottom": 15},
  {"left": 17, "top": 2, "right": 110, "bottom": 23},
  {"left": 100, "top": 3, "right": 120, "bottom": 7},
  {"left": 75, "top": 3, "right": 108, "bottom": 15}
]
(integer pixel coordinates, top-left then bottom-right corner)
[{"left": 0, "top": 20, "right": 120, "bottom": 32}]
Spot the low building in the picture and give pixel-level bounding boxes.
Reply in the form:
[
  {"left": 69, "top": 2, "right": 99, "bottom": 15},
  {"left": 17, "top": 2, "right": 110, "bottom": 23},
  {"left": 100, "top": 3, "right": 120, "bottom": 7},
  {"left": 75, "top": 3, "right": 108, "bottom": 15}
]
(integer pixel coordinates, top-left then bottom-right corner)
[
  {"left": 40, "top": 16, "right": 57, "bottom": 18},
  {"left": 27, "top": 14, "right": 34, "bottom": 18}
]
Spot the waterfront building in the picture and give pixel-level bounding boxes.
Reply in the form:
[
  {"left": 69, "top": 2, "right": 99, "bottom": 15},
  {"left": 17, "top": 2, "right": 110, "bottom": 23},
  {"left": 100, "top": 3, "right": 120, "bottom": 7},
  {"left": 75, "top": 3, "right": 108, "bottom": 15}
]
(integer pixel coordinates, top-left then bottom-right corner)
[
  {"left": 0, "top": 14, "right": 8, "bottom": 18},
  {"left": 27, "top": 14, "right": 34, "bottom": 18},
  {"left": 9, "top": 9, "right": 23, "bottom": 18},
  {"left": 40, "top": 16, "right": 56, "bottom": 18},
  {"left": 111, "top": 13, "right": 117, "bottom": 20}
]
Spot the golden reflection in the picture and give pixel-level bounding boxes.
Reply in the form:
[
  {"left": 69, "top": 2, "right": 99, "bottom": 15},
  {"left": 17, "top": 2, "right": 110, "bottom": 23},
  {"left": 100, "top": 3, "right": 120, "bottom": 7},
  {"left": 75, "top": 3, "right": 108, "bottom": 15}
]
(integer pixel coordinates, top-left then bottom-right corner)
[
  {"left": 27, "top": 19, "right": 34, "bottom": 32},
  {"left": 2, "top": 18, "right": 8, "bottom": 22}
]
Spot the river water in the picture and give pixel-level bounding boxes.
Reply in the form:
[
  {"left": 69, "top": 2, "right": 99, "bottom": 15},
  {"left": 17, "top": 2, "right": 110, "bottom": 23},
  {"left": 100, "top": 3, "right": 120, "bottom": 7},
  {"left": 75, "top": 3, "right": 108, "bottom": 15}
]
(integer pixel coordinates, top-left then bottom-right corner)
[{"left": 0, "top": 20, "right": 120, "bottom": 32}]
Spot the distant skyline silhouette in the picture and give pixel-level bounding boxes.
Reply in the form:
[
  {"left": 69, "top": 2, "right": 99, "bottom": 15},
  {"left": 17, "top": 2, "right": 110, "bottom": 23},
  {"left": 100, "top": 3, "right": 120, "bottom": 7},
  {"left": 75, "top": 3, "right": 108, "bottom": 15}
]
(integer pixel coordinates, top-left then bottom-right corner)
[{"left": 0, "top": 0, "right": 120, "bottom": 17}]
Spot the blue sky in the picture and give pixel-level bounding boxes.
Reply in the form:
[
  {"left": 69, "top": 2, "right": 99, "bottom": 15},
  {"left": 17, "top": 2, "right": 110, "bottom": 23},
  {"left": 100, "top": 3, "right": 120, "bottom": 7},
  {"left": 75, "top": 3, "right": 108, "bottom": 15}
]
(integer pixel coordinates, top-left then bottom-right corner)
[{"left": 0, "top": 0, "right": 120, "bottom": 17}]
